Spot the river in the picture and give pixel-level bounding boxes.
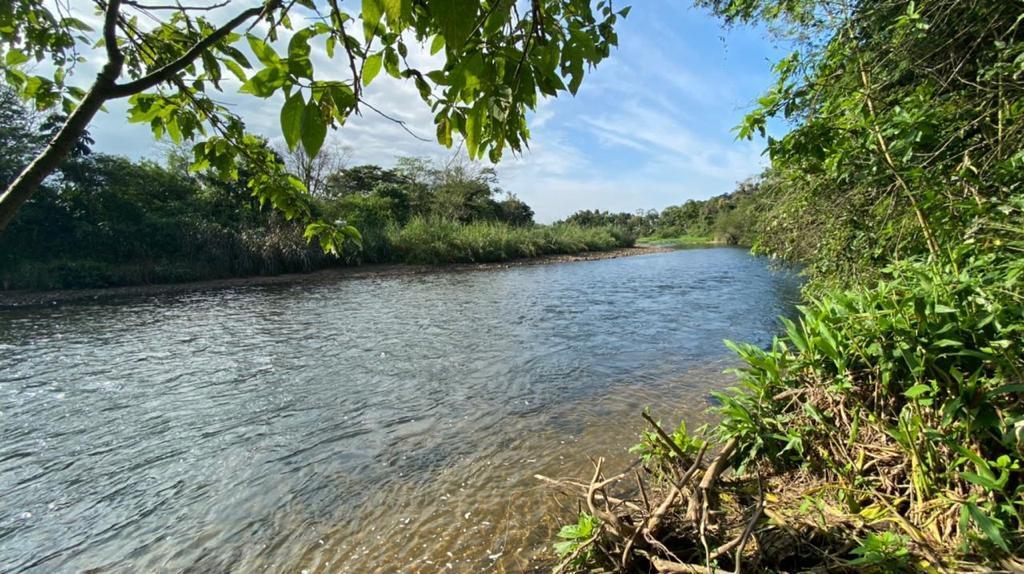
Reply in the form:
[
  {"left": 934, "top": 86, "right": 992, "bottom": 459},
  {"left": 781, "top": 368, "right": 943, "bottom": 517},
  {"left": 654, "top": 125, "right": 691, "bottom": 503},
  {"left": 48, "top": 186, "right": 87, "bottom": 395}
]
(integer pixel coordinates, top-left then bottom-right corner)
[{"left": 0, "top": 247, "right": 800, "bottom": 573}]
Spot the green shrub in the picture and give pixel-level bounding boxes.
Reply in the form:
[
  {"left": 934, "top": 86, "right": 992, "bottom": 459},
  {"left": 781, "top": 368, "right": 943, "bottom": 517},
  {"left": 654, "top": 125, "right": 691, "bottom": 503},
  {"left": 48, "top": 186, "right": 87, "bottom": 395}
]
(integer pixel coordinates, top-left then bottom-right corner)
[{"left": 717, "top": 234, "right": 1024, "bottom": 557}]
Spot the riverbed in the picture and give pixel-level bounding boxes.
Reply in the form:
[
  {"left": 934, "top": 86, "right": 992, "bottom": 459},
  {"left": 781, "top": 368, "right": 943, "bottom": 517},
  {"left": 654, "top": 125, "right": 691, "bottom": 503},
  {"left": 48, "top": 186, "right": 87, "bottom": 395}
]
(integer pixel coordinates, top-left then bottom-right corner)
[{"left": 0, "top": 247, "right": 800, "bottom": 573}]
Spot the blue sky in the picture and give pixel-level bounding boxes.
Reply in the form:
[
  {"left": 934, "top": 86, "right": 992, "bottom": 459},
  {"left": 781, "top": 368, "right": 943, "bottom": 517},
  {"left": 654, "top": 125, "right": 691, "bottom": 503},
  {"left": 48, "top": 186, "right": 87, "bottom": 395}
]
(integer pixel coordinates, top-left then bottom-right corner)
[{"left": 86, "top": 2, "right": 785, "bottom": 222}]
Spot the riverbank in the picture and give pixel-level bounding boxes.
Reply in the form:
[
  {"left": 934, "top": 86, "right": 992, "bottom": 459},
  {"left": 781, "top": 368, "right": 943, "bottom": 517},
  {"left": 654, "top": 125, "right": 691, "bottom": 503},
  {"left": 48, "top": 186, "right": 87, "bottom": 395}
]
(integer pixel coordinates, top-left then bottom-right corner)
[
  {"left": 542, "top": 246, "right": 1024, "bottom": 573},
  {"left": 0, "top": 245, "right": 672, "bottom": 307}
]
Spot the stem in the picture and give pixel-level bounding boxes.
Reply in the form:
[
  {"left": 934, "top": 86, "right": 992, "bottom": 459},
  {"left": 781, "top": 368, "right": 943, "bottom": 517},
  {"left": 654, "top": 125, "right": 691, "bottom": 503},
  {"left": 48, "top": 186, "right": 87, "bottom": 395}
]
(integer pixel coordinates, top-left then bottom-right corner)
[{"left": 856, "top": 57, "right": 941, "bottom": 257}]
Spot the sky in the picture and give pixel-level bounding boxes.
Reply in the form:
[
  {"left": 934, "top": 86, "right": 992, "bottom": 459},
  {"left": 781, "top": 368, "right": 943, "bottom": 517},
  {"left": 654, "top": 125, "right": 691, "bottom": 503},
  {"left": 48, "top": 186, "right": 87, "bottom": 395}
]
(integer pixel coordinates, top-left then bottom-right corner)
[{"left": 83, "top": 2, "right": 786, "bottom": 223}]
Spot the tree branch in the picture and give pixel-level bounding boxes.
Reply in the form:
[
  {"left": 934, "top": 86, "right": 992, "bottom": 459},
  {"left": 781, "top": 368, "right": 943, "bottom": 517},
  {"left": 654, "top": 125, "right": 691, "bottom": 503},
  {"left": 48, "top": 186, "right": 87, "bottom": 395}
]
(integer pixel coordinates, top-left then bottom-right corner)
[
  {"left": 0, "top": 0, "right": 126, "bottom": 231},
  {"left": 107, "top": 1, "right": 278, "bottom": 99},
  {"left": 103, "top": 0, "right": 125, "bottom": 69}
]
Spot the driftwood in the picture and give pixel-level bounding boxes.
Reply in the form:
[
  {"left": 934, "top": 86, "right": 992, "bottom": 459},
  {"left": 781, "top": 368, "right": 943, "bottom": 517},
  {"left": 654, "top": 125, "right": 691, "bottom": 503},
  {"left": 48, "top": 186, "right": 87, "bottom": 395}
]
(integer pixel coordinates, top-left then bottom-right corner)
[{"left": 536, "top": 414, "right": 759, "bottom": 573}]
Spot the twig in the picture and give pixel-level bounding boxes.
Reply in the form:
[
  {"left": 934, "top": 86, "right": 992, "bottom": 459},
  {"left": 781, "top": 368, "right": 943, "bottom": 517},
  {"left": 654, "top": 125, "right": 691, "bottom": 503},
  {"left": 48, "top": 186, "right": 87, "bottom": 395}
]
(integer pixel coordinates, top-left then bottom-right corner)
[
  {"left": 641, "top": 410, "right": 692, "bottom": 465},
  {"left": 731, "top": 474, "right": 765, "bottom": 574}
]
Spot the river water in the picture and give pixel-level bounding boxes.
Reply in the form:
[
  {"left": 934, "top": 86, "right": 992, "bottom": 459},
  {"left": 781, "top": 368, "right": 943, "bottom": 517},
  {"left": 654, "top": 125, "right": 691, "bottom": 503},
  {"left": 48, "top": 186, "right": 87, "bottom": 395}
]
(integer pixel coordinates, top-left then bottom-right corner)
[{"left": 0, "top": 248, "right": 800, "bottom": 573}]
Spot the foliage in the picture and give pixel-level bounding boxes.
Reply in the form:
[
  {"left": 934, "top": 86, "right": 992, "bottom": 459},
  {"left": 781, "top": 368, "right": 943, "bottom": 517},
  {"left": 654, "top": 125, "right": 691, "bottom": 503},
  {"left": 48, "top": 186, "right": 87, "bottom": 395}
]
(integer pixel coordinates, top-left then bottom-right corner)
[
  {"left": 0, "top": 100, "right": 627, "bottom": 289},
  {"left": 553, "top": 512, "right": 600, "bottom": 565},
  {"left": 848, "top": 532, "right": 913, "bottom": 571},
  {"left": 0, "top": 0, "right": 627, "bottom": 237},
  {"left": 716, "top": 231, "right": 1024, "bottom": 558},
  {"left": 653, "top": 179, "right": 763, "bottom": 244},
  {"left": 561, "top": 208, "right": 659, "bottom": 238},
  {"left": 389, "top": 216, "right": 632, "bottom": 265},
  {"left": 701, "top": 0, "right": 1024, "bottom": 283},
  {"left": 630, "top": 415, "right": 707, "bottom": 474},
  {"left": 555, "top": 0, "right": 1024, "bottom": 570}
]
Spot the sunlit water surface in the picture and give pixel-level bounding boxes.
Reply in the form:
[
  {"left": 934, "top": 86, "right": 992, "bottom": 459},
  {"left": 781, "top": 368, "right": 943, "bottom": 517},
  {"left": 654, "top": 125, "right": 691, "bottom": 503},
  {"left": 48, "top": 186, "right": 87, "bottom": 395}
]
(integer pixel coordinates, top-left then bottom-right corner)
[{"left": 0, "top": 248, "right": 800, "bottom": 573}]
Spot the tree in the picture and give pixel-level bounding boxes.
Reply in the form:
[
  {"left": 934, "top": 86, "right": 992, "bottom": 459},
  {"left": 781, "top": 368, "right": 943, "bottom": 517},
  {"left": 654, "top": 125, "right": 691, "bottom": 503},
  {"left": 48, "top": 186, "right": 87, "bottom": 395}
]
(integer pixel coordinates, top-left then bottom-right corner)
[
  {"left": 280, "top": 140, "right": 351, "bottom": 198},
  {"left": 0, "top": 0, "right": 627, "bottom": 252},
  {"left": 0, "top": 86, "right": 42, "bottom": 184},
  {"left": 497, "top": 193, "right": 534, "bottom": 226},
  {"left": 699, "top": 0, "right": 1023, "bottom": 277},
  {"left": 327, "top": 164, "right": 409, "bottom": 197}
]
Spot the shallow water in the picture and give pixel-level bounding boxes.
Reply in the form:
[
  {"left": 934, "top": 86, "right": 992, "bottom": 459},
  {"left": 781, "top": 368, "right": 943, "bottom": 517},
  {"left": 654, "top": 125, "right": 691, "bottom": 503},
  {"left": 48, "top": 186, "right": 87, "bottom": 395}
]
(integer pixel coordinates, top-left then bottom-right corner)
[{"left": 0, "top": 248, "right": 800, "bottom": 573}]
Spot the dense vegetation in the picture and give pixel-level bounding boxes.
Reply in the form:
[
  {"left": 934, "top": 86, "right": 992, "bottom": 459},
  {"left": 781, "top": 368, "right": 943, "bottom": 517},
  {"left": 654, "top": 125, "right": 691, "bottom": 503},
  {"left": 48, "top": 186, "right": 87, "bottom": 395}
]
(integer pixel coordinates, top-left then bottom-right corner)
[
  {"left": 0, "top": 92, "right": 633, "bottom": 290},
  {"left": 0, "top": 0, "right": 625, "bottom": 249},
  {"left": 561, "top": 179, "right": 764, "bottom": 247},
  {"left": 549, "top": 0, "right": 1024, "bottom": 571}
]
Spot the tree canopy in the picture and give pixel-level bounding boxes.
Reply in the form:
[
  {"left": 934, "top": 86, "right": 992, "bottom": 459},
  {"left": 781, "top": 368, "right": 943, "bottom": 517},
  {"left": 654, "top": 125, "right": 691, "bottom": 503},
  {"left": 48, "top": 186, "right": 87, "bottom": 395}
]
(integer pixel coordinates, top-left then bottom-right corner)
[{"left": 0, "top": 0, "right": 628, "bottom": 247}]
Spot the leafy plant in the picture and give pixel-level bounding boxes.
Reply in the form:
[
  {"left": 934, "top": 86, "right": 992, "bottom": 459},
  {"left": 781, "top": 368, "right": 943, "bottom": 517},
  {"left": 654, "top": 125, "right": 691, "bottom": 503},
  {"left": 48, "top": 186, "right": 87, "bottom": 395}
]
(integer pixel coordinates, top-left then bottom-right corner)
[
  {"left": 0, "top": 0, "right": 627, "bottom": 239},
  {"left": 630, "top": 415, "right": 707, "bottom": 470},
  {"left": 553, "top": 512, "right": 600, "bottom": 567},
  {"left": 848, "top": 532, "right": 912, "bottom": 571}
]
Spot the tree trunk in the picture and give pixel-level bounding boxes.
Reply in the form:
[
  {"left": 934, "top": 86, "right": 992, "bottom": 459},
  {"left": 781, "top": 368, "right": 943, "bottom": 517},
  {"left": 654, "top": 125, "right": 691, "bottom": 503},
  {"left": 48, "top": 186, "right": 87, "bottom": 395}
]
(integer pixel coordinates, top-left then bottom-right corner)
[{"left": 0, "top": 64, "right": 120, "bottom": 232}]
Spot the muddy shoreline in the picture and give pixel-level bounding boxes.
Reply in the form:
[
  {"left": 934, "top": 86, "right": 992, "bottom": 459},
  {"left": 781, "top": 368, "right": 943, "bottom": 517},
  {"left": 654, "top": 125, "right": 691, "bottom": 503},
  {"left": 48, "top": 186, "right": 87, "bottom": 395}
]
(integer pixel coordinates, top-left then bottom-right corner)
[{"left": 0, "top": 245, "right": 673, "bottom": 307}]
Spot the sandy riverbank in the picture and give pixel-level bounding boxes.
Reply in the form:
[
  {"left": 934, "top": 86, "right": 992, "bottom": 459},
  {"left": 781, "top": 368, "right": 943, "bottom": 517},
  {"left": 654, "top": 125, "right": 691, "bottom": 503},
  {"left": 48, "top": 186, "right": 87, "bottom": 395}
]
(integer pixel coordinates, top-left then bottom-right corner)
[{"left": 0, "top": 245, "right": 674, "bottom": 307}]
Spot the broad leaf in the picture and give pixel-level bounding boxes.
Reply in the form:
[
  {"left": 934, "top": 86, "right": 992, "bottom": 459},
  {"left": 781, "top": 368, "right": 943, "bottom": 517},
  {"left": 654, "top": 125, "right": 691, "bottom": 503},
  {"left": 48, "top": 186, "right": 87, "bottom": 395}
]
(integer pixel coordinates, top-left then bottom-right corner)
[
  {"left": 300, "top": 99, "right": 327, "bottom": 158},
  {"left": 280, "top": 92, "right": 305, "bottom": 151}
]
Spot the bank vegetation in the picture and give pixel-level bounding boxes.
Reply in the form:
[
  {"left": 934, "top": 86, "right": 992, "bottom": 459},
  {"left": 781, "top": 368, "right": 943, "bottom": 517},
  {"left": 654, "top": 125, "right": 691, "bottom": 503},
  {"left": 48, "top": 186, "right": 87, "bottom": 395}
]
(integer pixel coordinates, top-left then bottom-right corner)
[{"left": 541, "top": 0, "right": 1024, "bottom": 572}]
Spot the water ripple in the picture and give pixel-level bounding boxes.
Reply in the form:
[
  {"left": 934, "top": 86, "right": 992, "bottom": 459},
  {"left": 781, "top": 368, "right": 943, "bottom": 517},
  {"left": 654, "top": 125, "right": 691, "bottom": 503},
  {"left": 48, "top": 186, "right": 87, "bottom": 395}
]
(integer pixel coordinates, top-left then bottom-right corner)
[{"left": 0, "top": 248, "right": 799, "bottom": 573}]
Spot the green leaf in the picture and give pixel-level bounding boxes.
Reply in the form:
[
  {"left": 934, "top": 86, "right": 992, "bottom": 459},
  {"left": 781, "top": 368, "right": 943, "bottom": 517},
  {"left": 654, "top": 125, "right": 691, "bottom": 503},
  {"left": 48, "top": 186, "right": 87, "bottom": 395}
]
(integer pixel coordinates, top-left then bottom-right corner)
[
  {"left": 430, "top": 34, "right": 445, "bottom": 55},
  {"left": 362, "top": 0, "right": 383, "bottom": 40},
  {"left": 960, "top": 472, "right": 1001, "bottom": 491},
  {"left": 5, "top": 49, "right": 28, "bottom": 66},
  {"left": 381, "top": 0, "right": 407, "bottom": 25},
  {"left": 965, "top": 502, "right": 1009, "bottom": 552},
  {"left": 986, "top": 384, "right": 1024, "bottom": 397},
  {"left": 288, "top": 57, "right": 313, "bottom": 80},
  {"left": 903, "top": 384, "right": 931, "bottom": 398},
  {"left": 223, "top": 59, "right": 248, "bottom": 82},
  {"left": 301, "top": 99, "right": 327, "bottom": 158},
  {"left": 239, "top": 66, "right": 286, "bottom": 98},
  {"left": 246, "top": 35, "right": 279, "bottom": 66},
  {"left": 363, "top": 53, "right": 383, "bottom": 86},
  {"left": 553, "top": 540, "right": 576, "bottom": 557},
  {"left": 329, "top": 84, "right": 356, "bottom": 120},
  {"left": 280, "top": 92, "right": 305, "bottom": 151},
  {"left": 484, "top": 0, "right": 511, "bottom": 35},
  {"left": 384, "top": 48, "right": 400, "bottom": 78},
  {"left": 465, "top": 106, "right": 482, "bottom": 158},
  {"left": 288, "top": 28, "right": 313, "bottom": 60},
  {"left": 428, "top": 0, "right": 478, "bottom": 51}
]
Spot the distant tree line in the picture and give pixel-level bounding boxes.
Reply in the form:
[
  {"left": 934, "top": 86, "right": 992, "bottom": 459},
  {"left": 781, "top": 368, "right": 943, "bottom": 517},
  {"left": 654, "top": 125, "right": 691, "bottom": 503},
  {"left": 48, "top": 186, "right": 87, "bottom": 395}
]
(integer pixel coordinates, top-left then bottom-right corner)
[
  {"left": 560, "top": 179, "right": 765, "bottom": 246},
  {"left": 0, "top": 89, "right": 631, "bottom": 290}
]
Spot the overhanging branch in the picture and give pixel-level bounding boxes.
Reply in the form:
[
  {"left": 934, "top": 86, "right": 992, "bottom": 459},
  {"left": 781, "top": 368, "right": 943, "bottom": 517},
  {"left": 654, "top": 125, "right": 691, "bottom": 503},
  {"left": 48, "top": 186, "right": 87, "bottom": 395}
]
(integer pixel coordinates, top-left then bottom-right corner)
[{"left": 107, "top": 1, "right": 278, "bottom": 99}]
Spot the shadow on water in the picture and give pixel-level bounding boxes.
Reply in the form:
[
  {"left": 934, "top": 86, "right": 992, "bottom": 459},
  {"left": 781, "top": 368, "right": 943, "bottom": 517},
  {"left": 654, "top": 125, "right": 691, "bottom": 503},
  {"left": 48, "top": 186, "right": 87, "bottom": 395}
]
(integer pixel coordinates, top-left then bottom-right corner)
[{"left": 0, "top": 248, "right": 800, "bottom": 573}]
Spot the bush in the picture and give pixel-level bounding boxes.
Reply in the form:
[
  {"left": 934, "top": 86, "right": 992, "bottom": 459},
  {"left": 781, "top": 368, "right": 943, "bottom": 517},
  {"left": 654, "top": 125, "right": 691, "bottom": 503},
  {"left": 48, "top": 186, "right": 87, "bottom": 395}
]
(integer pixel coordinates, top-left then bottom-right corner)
[{"left": 718, "top": 236, "right": 1024, "bottom": 557}]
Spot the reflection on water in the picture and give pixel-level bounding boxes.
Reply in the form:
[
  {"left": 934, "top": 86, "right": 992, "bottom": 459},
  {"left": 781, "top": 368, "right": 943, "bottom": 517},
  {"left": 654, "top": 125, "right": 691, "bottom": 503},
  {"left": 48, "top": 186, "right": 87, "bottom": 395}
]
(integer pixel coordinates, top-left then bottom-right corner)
[{"left": 0, "top": 248, "right": 800, "bottom": 573}]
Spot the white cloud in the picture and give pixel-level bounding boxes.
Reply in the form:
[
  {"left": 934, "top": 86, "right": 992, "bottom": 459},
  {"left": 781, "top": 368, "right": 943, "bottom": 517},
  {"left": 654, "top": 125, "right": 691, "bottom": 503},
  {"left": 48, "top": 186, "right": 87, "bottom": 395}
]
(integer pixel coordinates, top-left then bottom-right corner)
[{"left": 65, "top": 1, "right": 780, "bottom": 223}]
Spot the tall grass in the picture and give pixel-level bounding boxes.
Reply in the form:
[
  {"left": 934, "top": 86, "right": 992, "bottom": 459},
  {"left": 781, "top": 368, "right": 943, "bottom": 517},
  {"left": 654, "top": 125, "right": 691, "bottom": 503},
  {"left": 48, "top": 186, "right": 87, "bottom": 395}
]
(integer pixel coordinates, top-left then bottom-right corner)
[
  {"left": 388, "top": 217, "right": 634, "bottom": 265},
  {"left": 2, "top": 217, "right": 636, "bottom": 290},
  {"left": 1, "top": 220, "right": 333, "bottom": 290}
]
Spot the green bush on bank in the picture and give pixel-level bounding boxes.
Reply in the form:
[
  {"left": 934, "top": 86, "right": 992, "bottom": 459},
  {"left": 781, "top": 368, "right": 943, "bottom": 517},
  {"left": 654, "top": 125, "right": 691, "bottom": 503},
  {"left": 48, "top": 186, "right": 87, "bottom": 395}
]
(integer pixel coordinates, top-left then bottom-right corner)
[{"left": 720, "top": 235, "right": 1024, "bottom": 557}]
